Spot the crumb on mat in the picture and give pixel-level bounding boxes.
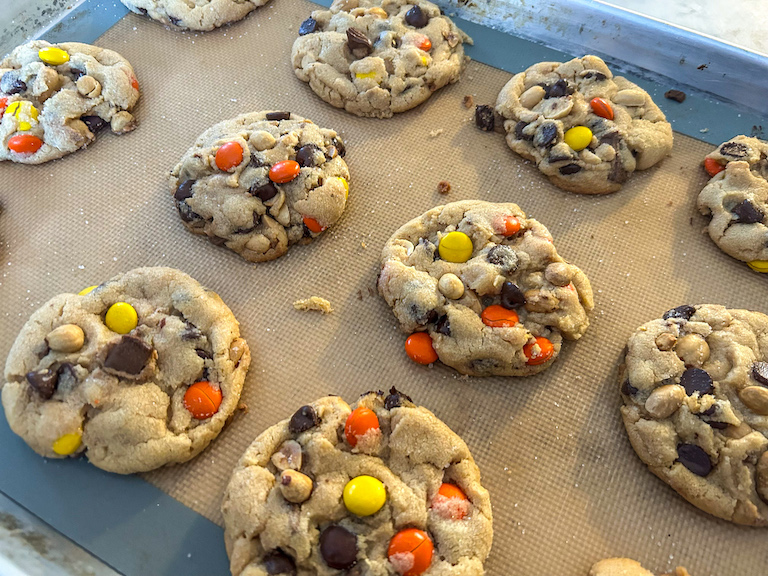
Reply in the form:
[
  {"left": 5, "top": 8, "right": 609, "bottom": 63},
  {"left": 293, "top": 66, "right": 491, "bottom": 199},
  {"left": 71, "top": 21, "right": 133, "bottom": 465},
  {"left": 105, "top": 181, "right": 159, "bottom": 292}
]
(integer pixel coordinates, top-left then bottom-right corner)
[
  {"left": 438, "top": 181, "right": 451, "bottom": 194},
  {"left": 293, "top": 297, "right": 333, "bottom": 314}
]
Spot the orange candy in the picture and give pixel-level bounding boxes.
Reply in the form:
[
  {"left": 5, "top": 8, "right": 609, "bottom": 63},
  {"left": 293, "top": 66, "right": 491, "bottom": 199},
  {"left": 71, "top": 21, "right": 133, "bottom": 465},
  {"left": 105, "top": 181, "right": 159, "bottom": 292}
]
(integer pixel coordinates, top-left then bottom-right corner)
[
  {"left": 405, "top": 332, "right": 438, "bottom": 365},
  {"left": 499, "top": 215, "right": 521, "bottom": 236},
  {"left": 215, "top": 141, "right": 243, "bottom": 171},
  {"left": 269, "top": 159, "right": 301, "bottom": 183},
  {"left": 183, "top": 381, "right": 222, "bottom": 419},
  {"left": 8, "top": 134, "right": 43, "bottom": 154},
  {"left": 416, "top": 36, "right": 432, "bottom": 51},
  {"left": 523, "top": 336, "right": 555, "bottom": 365},
  {"left": 303, "top": 216, "right": 326, "bottom": 233},
  {"left": 0, "top": 97, "right": 7, "bottom": 115},
  {"left": 130, "top": 76, "right": 140, "bottom": 91},
  {"left": 481, "top": 305, "right": 519, "bottom": 328},
  {"left": 704, "top": 156, "right": 725, "bottom": 177},
  {"left": 387, "top": 529, "right": 434, "bottom": 576},
  {"left": 590, "top": 97, "right": 614, "bottom": 120},
  {"left": 434, "top": 483, "right": 469, "bottom": 519},
  {"left": 345, "top": 407, "right": 380, "bottom": 447}
]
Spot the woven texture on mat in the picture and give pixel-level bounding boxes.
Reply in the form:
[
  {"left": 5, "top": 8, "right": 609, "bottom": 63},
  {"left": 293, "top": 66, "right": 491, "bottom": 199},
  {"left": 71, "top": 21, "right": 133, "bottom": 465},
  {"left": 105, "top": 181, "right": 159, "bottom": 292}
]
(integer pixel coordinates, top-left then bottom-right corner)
[{"left": 1, "top": 2, "right": 767, "bottom": 575}]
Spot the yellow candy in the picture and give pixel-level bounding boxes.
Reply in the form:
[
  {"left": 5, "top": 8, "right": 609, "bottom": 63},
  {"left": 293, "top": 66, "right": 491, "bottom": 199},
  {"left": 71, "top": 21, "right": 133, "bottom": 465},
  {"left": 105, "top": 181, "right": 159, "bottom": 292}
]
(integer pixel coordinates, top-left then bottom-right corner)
[
  {"left": 439, "top": 231, "right": 473, "bottom": 263},
  {"left": 78, "top": 285, "right": 98, "bottom": 295},
  {"left": 338, "top": 177, "right": 349, "bottom": 198},
  {"left": 343, "top": 475, "right": 386, "bottom": 516},
  {"left": 5, "top": 101, "right": 38, "bottom": 131},
  {"left": 420, "top": 56, "right": 428, "bottom": 66},
  {"left": 747, "top": 260, "right": 768, "bottom": 273},
  {"left": 105, "top": 302, "right": 138, "bottom": 334},
  {"left": 564, "top": 126, "right": 593, "bottom": 151},
  {"left": 52, "top": 432, "right": 82, "bottom": 455},
  {"left": 355, "top": 71, "right": 377, "bottom": 80},
  {"left": 38, "top": 46, "right": 70, "bottom": 66}
]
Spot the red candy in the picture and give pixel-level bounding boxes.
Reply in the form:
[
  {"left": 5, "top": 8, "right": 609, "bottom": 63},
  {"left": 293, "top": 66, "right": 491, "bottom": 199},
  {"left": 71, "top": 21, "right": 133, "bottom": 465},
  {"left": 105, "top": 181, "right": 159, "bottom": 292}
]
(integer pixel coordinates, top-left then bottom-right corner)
[
  {"left": 0, "top": 97, "right": 7, "bottom": 115},
  {"left": 269, "top": 159, "right": 301, "bottom": 183},
  {"left": 416, "top": 36, "right": 431, "bottom": 51},
  {"left": 183, "top": 381, "right": 222, "bottom": 419},
  {"left": 387, "top": 529, "right": 434, "bottom": 576},
  {"left": 704, "top": 156, "right": 725, "bottom": 177},
  {"left": 481, "top": 305, "right": 519, "bottom": 328},
  {"left": 345, "top": 407, "right": 380, "bottom": 447},
  {"left": 303, "top": 216, "right": 325, "bottom": 233},
  {"left": 405, "top": 332, "right": 438, "bottom": 365},
  {"left": 8, "top": 134, "right": 43, "bottom": 154},
  {"left": 215, "top": 141, "right": 243, "bottom": 171},
  {"left": 523, "top": 336, "right": 555, "bottom": 365},
  {"left": 590, "top": 97, "right": 614, "bottom": 120}
]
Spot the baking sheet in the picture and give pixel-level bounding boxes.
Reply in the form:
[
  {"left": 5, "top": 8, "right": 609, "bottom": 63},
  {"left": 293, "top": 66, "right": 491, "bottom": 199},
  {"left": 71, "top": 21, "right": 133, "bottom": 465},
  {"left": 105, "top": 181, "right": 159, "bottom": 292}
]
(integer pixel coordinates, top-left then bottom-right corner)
[{"left": 1, "top": 1, "right": 767, "bottom": 574}]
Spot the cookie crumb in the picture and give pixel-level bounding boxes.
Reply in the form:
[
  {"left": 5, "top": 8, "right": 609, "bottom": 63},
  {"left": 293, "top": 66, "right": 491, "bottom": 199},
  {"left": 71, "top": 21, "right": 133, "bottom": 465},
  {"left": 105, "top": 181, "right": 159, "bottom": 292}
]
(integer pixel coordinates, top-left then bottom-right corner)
[
  {"left": 664, "top": 89, "right": 686, "bottom": 103},
  {"left": 361, "top": 241, "right": 367, "bottom": 249},
  {"left": 429, "top": 128, "right": 444, "bottom": 138},
  {"left": 293, "top": 297, "right": 333, "bottom": 314},
  {"left": 437, "top": 181, "right": 451, "bottom": 194},
  {"left": 463, "top": 95, "right": 474, "bottom": 108},
  {"left": 238, "top": 403, "right": 249, "bottom": 413},
  {"left": 474, "top": 105, "right": 494, "bottom": 131}
]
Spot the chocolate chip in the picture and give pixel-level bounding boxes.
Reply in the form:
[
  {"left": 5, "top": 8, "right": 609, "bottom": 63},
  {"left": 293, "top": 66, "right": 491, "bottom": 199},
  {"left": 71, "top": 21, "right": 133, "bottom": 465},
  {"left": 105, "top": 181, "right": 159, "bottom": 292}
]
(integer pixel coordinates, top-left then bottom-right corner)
[
  {"left": 331, "top": 137, "right": 346, "bottom": 157},
  {"left": 70, "top": 68, "right": 85, "bottom": 80},
  {"left": 296, "top": 144, "right": 320, "bottom": 167},
  {"left": 346, "top": 28, "right": 373, "bottom": 55},
  {"left": 487, "top": 245, "right": 518, "bottom": 272},
  {"left": 181, "top": 321, "right": 203, "bottom": 340},
  {"left": 26, "top": 369, "right": 58, "bottom": 400},
  {"left": 664, "top": 89, "right": 686, "bottom": 103},
  {"left": 104, "top": 336, "right": 153, "bottom": 375},
  {"left": 404, "top": 5, "right": 428, "bottom": 27},
  {"left": 210, "top": 236, "right": 228, "bottom": 247},
  {"left": 514, "top": 121, "right": 532, "bottom": 141},
  {"left": 707, "top": 420, "right": 729, "bottom": 429},
  {"left": 583, "top": 71, "right": 607, "bottom": 81},
  {"left": 263, "top": 550, "right": 296, "bottom": 575},
  {"left": 137, "top": 7, "right": 148, "bottom": 15},
  {"left": 169, "top": 15, "right": 182, "bottom": 26},
  {"left": 719, "top": 142, "right": 749, "bottom": 158},
  {"left": 82, "top": 115, "right": 107, "bottom": 133},
  {"left": 621, "top": 380, "right": 638, "bottom": 396},
  {"left": 384, "top": 386, "right": 412, "bottom": 409},
  {"left": 752, "top": 362, "right": 768, "bottom": 386},
  {"left": 535, "top": 122, "right": 558, "bottom": 147},
  {"left": 0, "top": 71, "right": 26, "bottom": 95},
  {"left": 319, "top": 525, "right": 357, "bottom": 570},
  {"left": 289, "top": 405, "right": 319, "bottom": 434},
  {"left": 732, "top": 199, "right": 764, "bottom": 224},
  {"left": 608, "top": 156, "right": 628, "bottom": 183},
  {"left": 249, "top": 154, "right": 265, "bottom": 168},
  {"left": 177, "top": 201, "right": 201, "bottom": 223},
  {"left": 500, "top": 282, "right": 526, "bottom": 309},
  {"left": 663, "top": 305, "right": 696, "bottom": 321},
  {"left": 299, "top": 17, "right": 317, "bottom": 35},
  {"left": 196, "top": 349, "right": 212, "bottom": 360},
  {"left": 175, "top": 180, "right": 195, "bottom": 201},
  {"left": 676, "top": 444, "right": 712, "bottom": 476},
  {"left": 249, "top": 181, "right": 278, "bottom": 202},
  {"left": 474, "top": 105, "right": 494, "bottom": 132},
  {"left": 680, "top": 367, "right": 714, "bottom": 396},
  {"left": 435, "top": 315, "right": 451, "bottom": 336},
  {"left": 547, "top": 79, "right": 572, "bottom": 98},
  {"left": 266, "top": 111, "right": 291, "bottom": 121},
  {"left": 559, "top": 163, "right": 582, "bottom": 175}
]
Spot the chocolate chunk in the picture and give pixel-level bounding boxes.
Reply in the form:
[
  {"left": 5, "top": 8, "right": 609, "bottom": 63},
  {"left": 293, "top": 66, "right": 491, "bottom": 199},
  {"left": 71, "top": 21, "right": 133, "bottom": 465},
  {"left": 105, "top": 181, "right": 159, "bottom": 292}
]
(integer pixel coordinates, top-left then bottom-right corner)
[
  {"left": 249, "top": 181, "right": 278, "bottom": 202},
  {"left": 731, "top": 199, "right": 764, "bottom": 224},
  {"left": 514, "top": 121, "right": 532, "bottom": 141},
  {"left": 384, "top": 386, "right": 412, "bottom": 409},
  {"left": 0, "top": 71, "right": 26, "bottom": 95},
  {"left": 210, "top": 236, "right": 228, "bottom": 247},
  {"left": 559, "top": 163, "right": 582, "bottom": 175},
  {"left": 196, "top": 349, "right": 212, "bottom": 360},
  {"left": 707, "top": 420, "right": 729, "bottom": 429},
  {"left": 621, "top": 380, "right": 638, "bottom": 396},
  {"left": 298, "top": 17, "right": 317, "bottom": 36},
  {"left": 266, "top": 111, "right": 291, "bottom": 121},
  {"left": 474, "top": 105, "right": 494, "bottom": 132},
  {"left": 535, "top": 122, "right": 558, "bottom": 147},
  {"left": 82, "top": 116, "right": 107, "bottom": 133},
  {"left": 487, "top": 245, "right": 518, "bottom": 272},
  {"left": 177, "top": 201, "right": 201, "bottom": 223},
  {"left": 169, "top": 15, "right": 182, "bottom": 26},
  {"left": 583, "top": 71, "right": 607, "bottom": 81},
  {"left": 331, "top": 137, "right": 346, "bottom": 157},
  {"left": 319, "top": 525, "right": 357, "bottom": 570},
  {"left": 500, "top": 282, "right": 526, "bottom": 309},
  {"left": 295, "top": 144, "right": 320, "bottom": 167},
  {"left": 174, "top": 179, "right": 195, "bottom": 201},
  {"left": 608, "top": 157, "right": 628, "bottom": 183},
  {"left": 249, "top": 154, "right": 265, "bottom": 168},
  {"left": 137, "top": 7, "right": 148, "bottom": 15},
  {"left": 663, "top": 305, "right": 696, "bottom": 321},
  {"left": 435, "top": 314, "right": 451, "bottom": 336},
  {"left": 104, "top": 336, "right": 153, "bottom": 375},
  {"left": 346, "top": 28, "right": 373, "bottom": 55},
  {"left": 69, "top": 68, "right": 85, "bottom": 80},
  {"left": 26, "top": 369, "right": 58, "bottom": 400},
  {"left": 719, "top": 142, "right": 749, "bottom": 158},
  {"left": 404, "top": 5, "right": 428, "bottom": 27},
  {"left": 752, "top": 362, "right": 768, "bottom": 386},
  {"left": 546, "top": 78, "right": 573, "bottom": 98},
  {"left": 263, "top": 550, "right": 296, "bottom": 575},
  {"left": 676, "top": 444, "right": 712, "bottom": 476},
  {"left": 289, "top": 405, "right": 319, "bottom": 434},
  {"left": 181, "top": 321, "right": 203, "bottom": 340},
  {"left": 680, "top": 367, "right": 714, "bottom": 396},
  {"left": 664, "top": 89, "right": 686, "bottom": 103}
]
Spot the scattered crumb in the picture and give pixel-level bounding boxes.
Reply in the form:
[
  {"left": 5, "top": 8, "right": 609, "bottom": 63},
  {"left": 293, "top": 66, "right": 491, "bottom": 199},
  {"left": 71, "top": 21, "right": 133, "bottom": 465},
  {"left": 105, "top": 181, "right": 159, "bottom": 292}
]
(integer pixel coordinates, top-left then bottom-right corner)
[
  {"left": 463, "top": 95, "right": 474, "bottom": 108},
  {"left": 664, "top": 89, "right": 686, "bottom": 103},
  {"left": 689, "top": 217, "right": 694, "bottom": 226},
  {"left": 437, "top": 180, "right": 451, "bottom": 194},
  {"left": 667, "top": 200, "right": 674, "bottom": 207},
  {"left": 699, "top": 128, "right": 709, "bottom": 133},
  {"left": 429, "top": 128, "right": 444, "bottom": 138},
  {"left": 697, "top": 63, "right": 709, "bottom": 70},
  {"left": 238, "top": 403, "right": 249, "bottom": 413},
  {"left": 361, "top": 241, "right": 367, "bottom": 249},
  {"left": 293, "top": 296, "right": 333, "bottom": 314}
]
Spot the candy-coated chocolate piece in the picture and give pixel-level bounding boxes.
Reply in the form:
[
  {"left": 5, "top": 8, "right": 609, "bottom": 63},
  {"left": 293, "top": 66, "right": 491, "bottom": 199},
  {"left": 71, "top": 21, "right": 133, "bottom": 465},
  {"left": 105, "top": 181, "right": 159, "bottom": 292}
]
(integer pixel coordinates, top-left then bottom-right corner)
[
  {"left": 405, "top": 332, "right": 438, "bottom": 364},
  {"left": 481, "top": 305, "right": 519, "bottom": 328},
  {"left": 343, "top": 475, "right": 386, "bottom": 516},
  {"left": 105, "top": 302, "right": 138, "bottom": 334},
  {"left": 38, "top": 46, "right": 70, "bottom": 66},
  {"left": 704, "top": 156, "right": 725, "bottom": 177},
  {"left": 747, "top": 260, "right": 768, "bottom": 273},
  {"left": 589, "top": 97, "right": 614, "bottom": 120},
  {"left": 563, "top": 126, "right": 593, "bottom": 151},
  {"left": 319, "top": 525, "right": 357, "bottom": 570},
  {"left": 215, "top": 141, "right": 243, "bottom": 171},
  {"left": 130, "top": 76, "right": 140, "bottom": 91},
  {"left": 498, "top": 215, "right": 521, "bottom": 236},
  {"left": 387, "top": 528, "right": 434, "bottom": 576},
  {"left": 355, "top": 71, "right": 377, "bottom": 80},
  {"left": 0, "top": 97, "right": 8, "bottom": 115},
  {"left": 52, "top": 431, "right": 81, "bottom": 455},
  {"left": 344, "top": 407, "right": 380, "bottom": 447},
  {"left": 7, "top": 134, "right": 43, "bottom": 154},
  {"left": 183, "top": 381, "right": 222, "bottom": 419},
  {"left": 523, "top": 336, "right": 555, "bottom": 365},
  {"left": 78, "top": 285, "right": 97, "bottom": 295},
  {"left": 438, "top": 231, "right": 473, "bottom": 262},
  {"left": 338, "top": 177, "right": 349, "bottom": 198},
  {"left": 269, "top": 159, "right": 301, "bottom": 183},
  {"left": 303, "top": 216, "right": 325, "bottom": 233},
  {"left": 433, "top": 482, "right": 470, "bottom": 519},
  {"left": 416, "top": 36, "right": 432, "bottom": 51},
  {"left": 438, "top": 482, "right": 468, "bottom": 501}
]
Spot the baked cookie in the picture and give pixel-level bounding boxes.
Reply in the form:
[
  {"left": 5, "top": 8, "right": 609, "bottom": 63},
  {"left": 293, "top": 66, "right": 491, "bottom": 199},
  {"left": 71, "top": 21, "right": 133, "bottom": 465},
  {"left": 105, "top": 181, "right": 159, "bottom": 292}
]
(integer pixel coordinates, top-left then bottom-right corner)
[
  {"left": 620, "top": 304, "right": 768, "bottom": 526},
  {"left": 222, "top": 389, "right": 493, "bottom": 575},
  {"left": 170, "top": 111, "right": 350, "bottom": 263},
  {"left": 122, "top": 0, "right": 270, "bottom": 31},
  {"left": 291, "top": 0, "right": 471, "bottom": 118},
  {"left": 589, "top": 558, "right": 691, "bottom": 576},
  {"left": 0, "top": 40, "right": 139, "bottom": 164},
  {"left": 377, "top": 200, "right": 594, "bottom": 377},
  {"left": 698, "top": 136, "right": 768, "bottom": 272},
  {"left": 494, "top": 55, "right": 673, "bottom": 194},
  {"left": 1, "top": 267, "right": 250, "bottom": 474}
]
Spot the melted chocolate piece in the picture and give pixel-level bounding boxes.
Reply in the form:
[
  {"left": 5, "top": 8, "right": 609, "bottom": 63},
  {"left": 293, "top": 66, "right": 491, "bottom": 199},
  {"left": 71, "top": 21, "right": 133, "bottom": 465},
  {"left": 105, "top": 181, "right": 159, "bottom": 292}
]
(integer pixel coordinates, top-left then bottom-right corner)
[
  {"left": 346, "top": 28, "right": 373, "bottom": 55},
  {"left": 676, "top": 444, "right": 712, "bottom": 476},
  {"left": 719, "top": 142, "right": 749, "bottom": 158},
  {"left": 621, "top": 380, "right": 638, "bottom": 396},
  {"left": 250, "top": 181, "right": 278, "bottom": 202},
  {"left": 435, "top": 315, "right": 451, "bottom": 336},
  {"left": 663, "top": 305, "right": 696, "bottom": 321},
  {"left": 404, "top": 5, "right": 428, "bottom": 27},
  {"left": 559, "top": 163, "right": 582, "bottom": 175},
  {"left": 175, "top": 179, "right": 195, "bottom": 201},
  {"left": 752, "top": 362, "right": 768, "bottom": 386},
  {"left": 26, "top": 369, "right": 58, "bottom": 400},
  {"left": 384, "top": 387, "right": 412, "bottom": 409},
  {"left": 536, "top": 122, "right": 558, "bottom": 147},
  {"left": 500, "top": 281, "right": 526, "bottom": 309},
  {"left": 319, "top": 526, "right": 357, "bottom": 570},
  {"left": 289, "top": 405, "right": 319, "bottom": 434},
  {"left": 296, "top": 144, "right": 320, "bottom": 168},
  {"left": 104, "top": 336, "right": 153, "bottom": 375},
  {"left": 680, "top": 367, "right": 714, "bottom": 396},
  {"left": 731, "top": 199, "right": 764, "bottom": 224},
  {"left": 263, "top": 550, "right": 296, "bottom": 575},
  {"left": 266, "top": 111, "right": 291, "bottom": 121}
]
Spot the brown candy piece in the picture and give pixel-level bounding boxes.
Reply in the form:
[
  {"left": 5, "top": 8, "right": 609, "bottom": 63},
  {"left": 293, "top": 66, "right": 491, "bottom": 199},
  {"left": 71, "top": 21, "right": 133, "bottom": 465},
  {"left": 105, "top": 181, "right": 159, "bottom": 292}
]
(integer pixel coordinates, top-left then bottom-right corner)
[
  {"left": 26, "top": 369, "right": 58, "bottom": 400},
  {"left": 346, "top": 28, "right": 372, "bottom": 55},
  {"left": 319, "top": 525, "right": 357, "bottom": 569},
  {"left": 104, "top": 335, "right": 153, "bottom": 375}
]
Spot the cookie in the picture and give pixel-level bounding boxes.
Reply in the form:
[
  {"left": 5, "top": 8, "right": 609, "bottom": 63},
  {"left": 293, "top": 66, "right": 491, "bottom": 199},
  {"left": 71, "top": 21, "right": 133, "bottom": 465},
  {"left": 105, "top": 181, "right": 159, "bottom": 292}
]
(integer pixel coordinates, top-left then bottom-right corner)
[
  {"left": 222, "top": 389, "right": 493, "bottom": 575},
  {"left": 698, "top": 136, "right": 768, "bottom": 271},
  {"left": 0, "top": 40, "right": 139, "bottom": 164},
  {"left": 122, "top": 0, "right": 270, "bottom": 31},
  {"left": 377, "top": 200, "right": 594, "bottom": 376},
  {"left": 494, "top": 55, "right": 673, "bottom": 194},
  {"left": 620, "top": 304, "right": 768, "bottom": 526},
  {"left": 589, "top": 558, "right": 691, "bottom": 576},
  {"left": 291, "top": 0, "right": 471, "bottom": 118},
  {"left": 170, "top": 111, "right": 350, "bottom": 263},
  {"left": 1, "top": 267, "right": 250, "bottom": 474}
]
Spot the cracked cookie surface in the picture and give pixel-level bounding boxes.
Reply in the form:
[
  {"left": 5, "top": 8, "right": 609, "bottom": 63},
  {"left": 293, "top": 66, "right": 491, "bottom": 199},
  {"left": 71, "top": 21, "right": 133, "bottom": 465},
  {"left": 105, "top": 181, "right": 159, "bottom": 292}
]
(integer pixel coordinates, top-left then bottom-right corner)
[
  {"left": 589, "top": 558, "right": 691, "bottom": 576},
  {"left": 377, "top": 200, "right": 594, "bottom": 377},
  {"left": 291, "top": 0, "right": 470, "bottom": 118},
  {"left": 698, "top": 136, "right": 768, "bottom": 268},
  {"left": 494, "top": 55, "right": 672, "bottom": 194},
  {"left": 620, "top": 304, "right": 768, "bottom": 526},
  {"left": 1, "top": 267, "right": 250, "bottom": 474},
  {"left": 121, "top": 0, "right": 270, "bottom": 31},
  {"left": 170, "top": 110, "right": 350, "bottom": 263},
  {"left": 222, "top": 389, "right": 493, "bottom": 575},
  {"left": 0, "top": 40, "right": 139, "bottom": 164}
]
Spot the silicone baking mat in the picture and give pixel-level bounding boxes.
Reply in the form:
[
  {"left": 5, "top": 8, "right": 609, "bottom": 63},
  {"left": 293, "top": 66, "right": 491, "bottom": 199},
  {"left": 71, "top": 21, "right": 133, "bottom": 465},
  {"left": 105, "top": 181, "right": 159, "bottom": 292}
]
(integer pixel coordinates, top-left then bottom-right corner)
[{"left": 1, "top": 2, "right": 766, "bottom": 575}]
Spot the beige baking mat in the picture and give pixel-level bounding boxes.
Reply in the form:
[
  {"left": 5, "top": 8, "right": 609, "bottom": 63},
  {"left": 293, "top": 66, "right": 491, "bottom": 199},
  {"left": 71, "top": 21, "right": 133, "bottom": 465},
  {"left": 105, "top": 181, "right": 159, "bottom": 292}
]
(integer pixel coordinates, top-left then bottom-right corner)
[{"left": 1, "top": 2, "right": 766, "bottom": 574}]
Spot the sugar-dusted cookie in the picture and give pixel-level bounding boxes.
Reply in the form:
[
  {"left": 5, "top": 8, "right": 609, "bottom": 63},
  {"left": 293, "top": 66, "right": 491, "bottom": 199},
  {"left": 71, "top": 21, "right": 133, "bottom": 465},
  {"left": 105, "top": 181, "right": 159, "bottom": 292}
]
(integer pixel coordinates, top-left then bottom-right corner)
[
  {"left": 0, "top": 40, "right": 139, "bottom": 164},
  {"left": 620, "top": 304, "right": 768, "bottom": 525},
  {"left": 494, "top": 55, "right": 672, "bottom": 194},
  {"left": 222, "top": 389, "right": 492, "bottom": 575},
  {"left": 698, "top": 135, "right": 768, "bottom": 272},
  {"left": 170, "top": 110, "right": 350, "bottom": 263},
  {"left": 378, "top": 200, "right": 593, "bottom": 376},
  {"left": 1, "top": 267, "right": 250, "bottom": 474},
  {"left": 291, "top": 0, "right": 471, "bottom": 118},
  {"left": 122, "top": 0, "right": 270, "bottom": 31},
  {"left": 590, "top": 558, "right": 692, "bottom": 576}
]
